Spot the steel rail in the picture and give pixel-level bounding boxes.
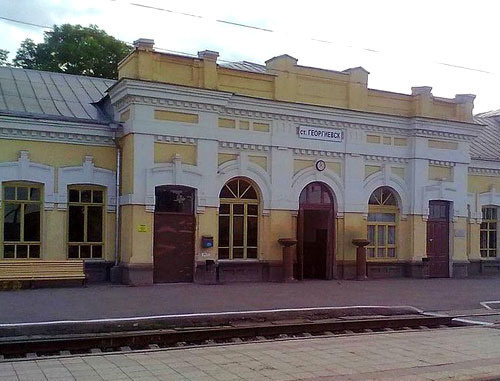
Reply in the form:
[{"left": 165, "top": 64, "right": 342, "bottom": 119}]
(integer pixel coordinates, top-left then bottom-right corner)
[{"left": 0, "top": 315, "right": 455, "bottom": 358}]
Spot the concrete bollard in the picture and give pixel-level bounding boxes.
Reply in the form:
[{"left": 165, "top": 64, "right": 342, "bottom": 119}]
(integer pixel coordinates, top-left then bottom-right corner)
[
  {"left": 352, "top": 238, "right": 370, "bottom": 280},
  {"left": 278, "top": 238, "right": 297, "bottom": 282}
]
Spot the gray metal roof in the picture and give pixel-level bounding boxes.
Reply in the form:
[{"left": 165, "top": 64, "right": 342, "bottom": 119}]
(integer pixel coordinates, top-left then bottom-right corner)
[
  {"left": 472, "top": 110, "right": 500, "bottom": 161},
  {"left": 220, "top": 61, "right": 268, "bottom": 74},
  {"left": 0, "top": 66, "right": 115, "bottom": 124}
]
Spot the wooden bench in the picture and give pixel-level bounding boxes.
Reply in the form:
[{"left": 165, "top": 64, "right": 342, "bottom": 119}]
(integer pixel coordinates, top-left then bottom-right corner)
[{"left": 0, "top": 260, "right": 86, "bottom": 287}]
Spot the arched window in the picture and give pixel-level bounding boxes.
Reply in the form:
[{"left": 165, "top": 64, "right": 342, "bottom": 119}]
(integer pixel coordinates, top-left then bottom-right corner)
[
  {"left": 218, "top": 178, "right": 259, "bottom": 260},
  {"left": 367, "top": 187, "right": 398, "bottom": 259},
  {"left": 2, "top": 182, "right": 42, "bottom": 259}
]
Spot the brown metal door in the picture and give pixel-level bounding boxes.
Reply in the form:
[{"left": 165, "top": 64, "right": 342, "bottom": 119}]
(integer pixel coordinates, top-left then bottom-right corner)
[
  {"left": 427, "top": 201, "right": 450, "bottom": 278},
  {"left": 153, "top": 186, "right": 195, "bottom": 283}
]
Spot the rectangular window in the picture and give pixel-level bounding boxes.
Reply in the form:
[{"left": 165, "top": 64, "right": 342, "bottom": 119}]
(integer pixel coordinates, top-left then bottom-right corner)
[
  {"left": 218, "top": 202, "right": 258, "bottom": 260},
  {"left": 366, "top": 212, "right": 397, "bottom": 260},
  {"left": 2, "top": 184, "right": 42, "bottom": 259},
  {"left": 481, "top": 207, "right": 498, "bottom": 258},
  {"left": 67, "top": 186, "right": 104, "bottom": 259}
]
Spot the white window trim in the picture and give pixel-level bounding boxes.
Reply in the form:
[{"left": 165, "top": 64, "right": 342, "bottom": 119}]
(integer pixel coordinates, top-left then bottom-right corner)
[
  {"left": 58, "top": 156, "right": 116, "bottom": 212},
  {"left": 0, "top": 151, "right": 55, "bottom": 210}
]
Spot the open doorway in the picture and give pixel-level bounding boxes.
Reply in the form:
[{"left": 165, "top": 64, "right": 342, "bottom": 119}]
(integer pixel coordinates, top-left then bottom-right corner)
[{"left": 297, "top": 182, "right": 335, "bottom": 280}]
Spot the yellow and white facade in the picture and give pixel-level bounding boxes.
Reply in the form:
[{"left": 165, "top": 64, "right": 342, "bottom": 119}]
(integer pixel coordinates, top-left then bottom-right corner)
[{"left": 1, "top": 38, "right": 500, "bottom": 285}]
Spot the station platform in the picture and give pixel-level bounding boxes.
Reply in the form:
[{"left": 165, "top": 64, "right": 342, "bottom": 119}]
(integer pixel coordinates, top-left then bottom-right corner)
[
  {"left": 1, "top": 277, "right": 499, "bottom": 325},
  {"left": 1, "top": 326, "right": 500, "bottom": 380}
]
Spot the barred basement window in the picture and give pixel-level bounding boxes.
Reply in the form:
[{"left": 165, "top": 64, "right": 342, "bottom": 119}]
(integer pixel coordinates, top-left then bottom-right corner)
[
  {"left": 2, "top": 183, "right": 42, "bottom": 259},
  {"left": 218, "top": 178, "right": 259, "bottom": 260},
  {"left": 366, "top": 187, "right": 398, "bottom": 260},
  {"left": 67, "top": 186, "right": 104, "bottom": 259},
  {"left": 480, "top": 207, "right": 497, "bottom": 258}
]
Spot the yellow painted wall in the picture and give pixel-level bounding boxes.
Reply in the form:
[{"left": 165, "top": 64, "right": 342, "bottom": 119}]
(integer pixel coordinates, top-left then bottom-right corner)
[
  {"left": 397, "top": 217, "right": 412, "bottom": 261},
  {"left": 407, "top": 215, "right": 427, "bottom": 259},
  {"left": 342, "top": 213, "right": 367, "bottom": 261},
  {"left": 154, "top": 142, "right": 197, "bottom": 165},
  {"left": 468, "top": 174, "right": 500, "bottom": 193},
  {"left": 155, "top": 110, "right": 199, "bottom": 124},
  {"left": 428, "top": 140, "right": 458, "bottom": 150},
  {"left": 249, "top": 155, "right": 267, "bottom": 171},
  {"left": 0, "top": 139, "right": 116, "bottom": 170},
  {"left": 453, "top": 217, "right": 468, "bottom": 261},
  {"left": 119, "top": 205, "right": 153, "bottom": 264},
  {"left": 218, "top": 153, "right": 237, "bottom": 165},
  {"left": 335, "top": 217, "right": 344, "bottom": 262},
  {"left": 392, "top": 167, "right": 405, "bottom": 179},
  {"left": 365, "top": 165, "right": 381, "bottom": 178},
  {"left": 429, "top": 165, "right": 453, "bottom": 181},
  {"left": 44, "top": 210, "right": 66, "bottom": 260},
  {"left": 469, "top": 223, "right": 481, "bottom": 260},
  {"left": 196, "top": 207, "right": 218, "bottom": 261},
  {"left": 120, "top": 135, "right": 134, "bottom": 195},
  {"left": 218, "top": 118, "right": 236, "bottom": 128},
  {"left": 327, "top": 162, "right": 341, "bottom": 176},
  {"left": 294, "top": 159, "right": 314, "bottom": 174},
  {"left": 119, "top": 49, "right": 474, "bottom": 122},
  {"left": 261, "top": 210, "right": 295, "bottom": 261}
]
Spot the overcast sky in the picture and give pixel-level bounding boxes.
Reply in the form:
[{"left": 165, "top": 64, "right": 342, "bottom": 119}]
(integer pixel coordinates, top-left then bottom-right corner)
[{"left": 1, "top": 0, "right": 499, "bottom": 113}]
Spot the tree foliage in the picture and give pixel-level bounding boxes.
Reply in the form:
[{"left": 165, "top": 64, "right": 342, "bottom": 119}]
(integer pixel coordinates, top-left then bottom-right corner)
[
  {"left": 13, "top": 24, "right": 132, "bottom": 79},
  {"left": 0, "top": 49, "right": 9, "bottom": 66}
]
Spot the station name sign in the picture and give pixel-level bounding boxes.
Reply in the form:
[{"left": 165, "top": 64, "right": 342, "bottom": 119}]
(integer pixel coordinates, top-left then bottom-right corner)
[{"left": 298, "top": 125, "right": 343, "bottom": 142}]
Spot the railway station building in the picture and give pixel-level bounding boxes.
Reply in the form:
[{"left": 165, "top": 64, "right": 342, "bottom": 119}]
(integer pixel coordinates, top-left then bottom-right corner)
[{"left": 1, "top": 38, "right": 500, "bottom": 285}]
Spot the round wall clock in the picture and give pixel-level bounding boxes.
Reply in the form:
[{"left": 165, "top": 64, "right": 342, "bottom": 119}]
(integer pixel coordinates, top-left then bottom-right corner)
[{"left": 315, "top": 159, "right": 326, "bottom": 171}]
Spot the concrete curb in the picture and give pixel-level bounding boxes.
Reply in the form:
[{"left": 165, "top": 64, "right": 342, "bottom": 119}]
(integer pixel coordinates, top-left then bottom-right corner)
[{"left": 0, "top": 305, "right": 422, "bottom": 337}]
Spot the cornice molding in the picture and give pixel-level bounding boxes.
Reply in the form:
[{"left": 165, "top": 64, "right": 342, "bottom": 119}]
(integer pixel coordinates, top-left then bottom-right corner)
[
  {"left": 412, "top": 128, "right": 475, "bottom": 142},
  {"left": 363, "top": 155, "right": 409, "bottom": 164},
  {"left": 0, "top": 126, "right": 115, "bottom": 146},
  {"left": 429, "top": 160, "right": 456, "bottom": 167},
  {"left": 293, "top": 148, "right": 344, "bottom": 158},
  {"left": 115, "top": 93, "right": 476, "bottom": 141},
  {"left": 219, "top": 141, "right": 270, "bottom": 152},
  {"left": 155, "top": 135, "right": 197, "bottom": 145},
  {"left": 469, "top": 167, "right": 500, "bottom": 175}
]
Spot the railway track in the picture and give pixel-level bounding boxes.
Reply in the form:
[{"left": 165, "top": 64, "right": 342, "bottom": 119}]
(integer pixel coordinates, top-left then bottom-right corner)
[{"left": 0, "top": 313, "right": 460, "bottom": 361}]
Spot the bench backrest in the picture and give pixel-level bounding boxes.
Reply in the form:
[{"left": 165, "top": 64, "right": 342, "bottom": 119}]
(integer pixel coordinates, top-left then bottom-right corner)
[{"left": 0, "top": 260, "right": 86, "bottom": 280}]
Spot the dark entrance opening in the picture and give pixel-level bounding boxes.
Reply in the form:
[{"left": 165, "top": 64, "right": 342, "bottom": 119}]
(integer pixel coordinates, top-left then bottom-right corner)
[
  {"left": 153, "top": 186, "right": 195, "bottom": 283},
  {"left": 297, "top": 182, "right": 335, "bottom": 280},
  {"left": 427, "top": 200, "right": 450, "bottom": 278}
]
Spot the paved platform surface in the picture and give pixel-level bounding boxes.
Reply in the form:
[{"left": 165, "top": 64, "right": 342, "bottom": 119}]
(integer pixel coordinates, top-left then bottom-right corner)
[
  {"left": 1, "top": 278, "right": 500, "bottom": 324},
  {"left": 1, "top": 326, "right": 500, "bottom": 380}
]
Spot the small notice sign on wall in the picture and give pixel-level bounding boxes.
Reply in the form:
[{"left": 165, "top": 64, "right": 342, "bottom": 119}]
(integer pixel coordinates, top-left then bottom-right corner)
[
  {"left": 298, "top": 126, "right": 343, "bottom": 142},
  {"left": 137, "top": 224, "right": 148, "bottom": 233}
]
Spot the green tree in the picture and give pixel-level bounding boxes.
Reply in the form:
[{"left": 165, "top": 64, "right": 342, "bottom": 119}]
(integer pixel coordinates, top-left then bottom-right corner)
[
  {"left": 0, "top": 49, "right": 9, "bottom": 66},
  {"left": 13, "top": 24, "right": 132, "bottom": 79},
  {"left": 13, "top": 39, "right": 37, "bottom": 68}
]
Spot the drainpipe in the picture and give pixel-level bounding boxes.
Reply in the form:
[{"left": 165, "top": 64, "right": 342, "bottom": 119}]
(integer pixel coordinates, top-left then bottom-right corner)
[
  {"left": 114, "top": 141, "right": 121, "bottom": 266},
  {"left": 110, "top": 127, "right": 122, "bottom": 283}
]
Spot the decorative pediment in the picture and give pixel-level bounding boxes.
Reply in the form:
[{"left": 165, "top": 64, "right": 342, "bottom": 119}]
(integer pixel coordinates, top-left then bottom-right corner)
[
  {"left": 0, "top": 151, "right": 55, "bottom": 209},
  {"left": 58, "top": 156, "right": 116, "bottom": 212}
]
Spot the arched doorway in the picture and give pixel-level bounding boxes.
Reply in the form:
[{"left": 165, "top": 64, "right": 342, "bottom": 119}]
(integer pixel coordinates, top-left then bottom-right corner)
[
  {"left": 297, "top": 182, "right": 335, "bottom": 280},
  {"left": 153, "top": 185, "right": 195, "bottom": 283}
]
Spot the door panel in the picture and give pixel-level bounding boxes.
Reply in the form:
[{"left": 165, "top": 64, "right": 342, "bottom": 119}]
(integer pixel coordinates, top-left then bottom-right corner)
[
  {"left": 427, "top": 201, "right": 450, "bottom": 278},
  {"left": 153, "top": 213, "right": 195, "bottom": 283}
]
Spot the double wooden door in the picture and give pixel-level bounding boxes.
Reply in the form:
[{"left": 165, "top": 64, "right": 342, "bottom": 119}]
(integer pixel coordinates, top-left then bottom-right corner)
[
  {"left": 427, "top": 201, "right": 450, "bottom": 278},
  {"left": 153, "top": 186, "right": 195, "bottom": 283}
]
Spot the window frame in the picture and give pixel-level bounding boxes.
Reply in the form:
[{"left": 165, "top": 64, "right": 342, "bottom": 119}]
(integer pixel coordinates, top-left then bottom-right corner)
[
  {"left": 480, "top": 206, "right": 498, "bottom": 259},
  {"left": 1, "top": 182, "right": 43, "bottom": 260},
  {"left": 218, "top": 178, "right": 259, "bottom": 261},
  {"left": 67, "top": 185, "right": 106, "bottom": 260},
  {"left": 366, "top": 187, "right": 398, "bottom": 261}
]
